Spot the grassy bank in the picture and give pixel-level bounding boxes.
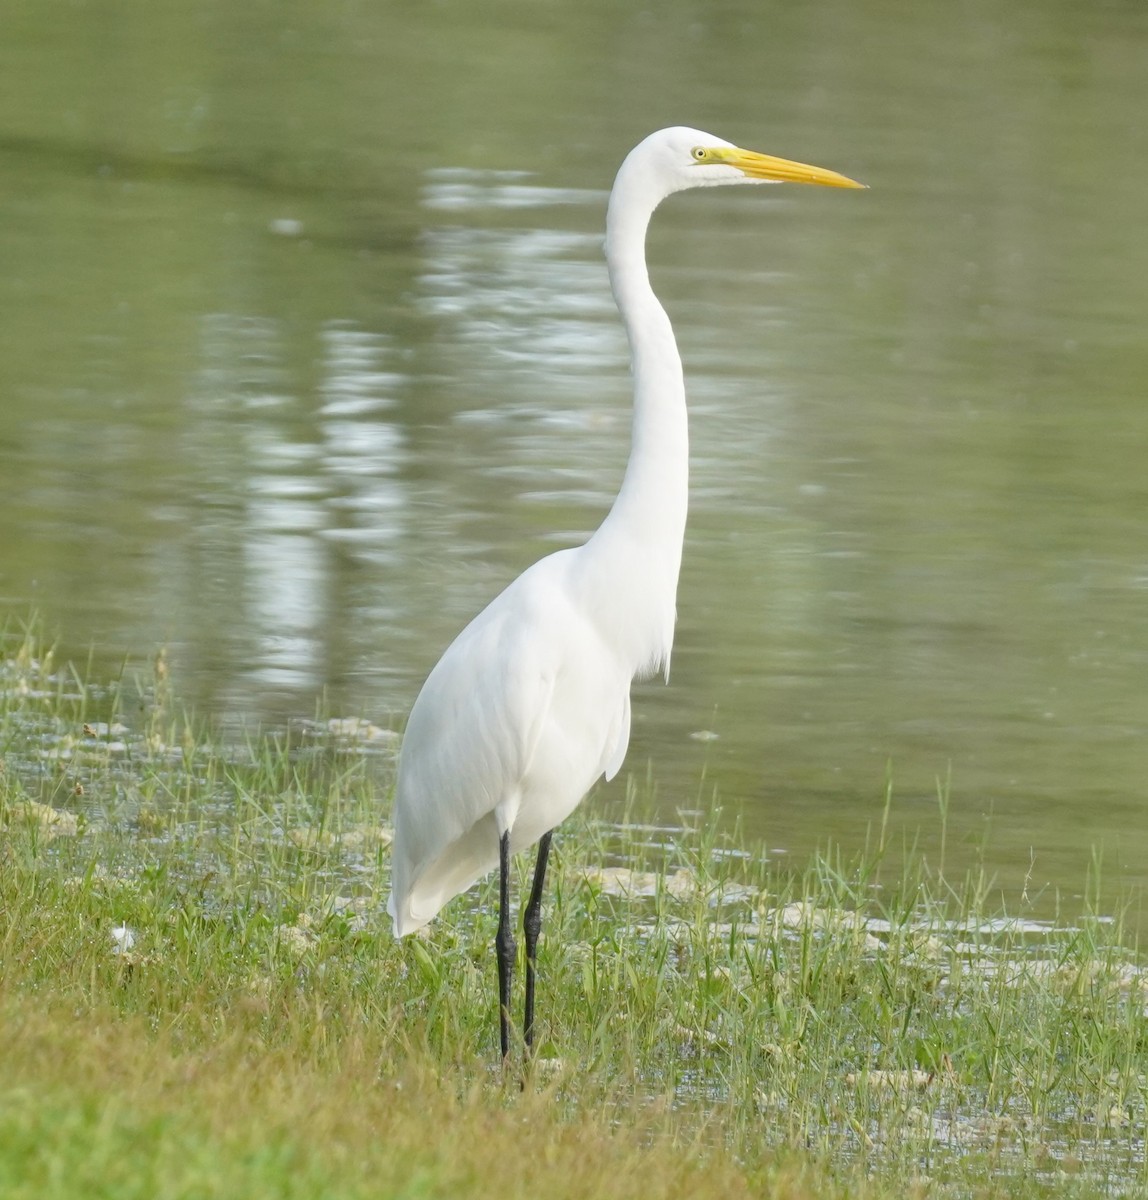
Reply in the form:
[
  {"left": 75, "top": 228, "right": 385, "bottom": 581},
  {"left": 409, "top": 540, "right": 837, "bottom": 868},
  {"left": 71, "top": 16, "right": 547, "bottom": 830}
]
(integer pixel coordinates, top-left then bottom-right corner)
[{"left": 1, "top": 622, "right": 1145, "bottom": 1198}]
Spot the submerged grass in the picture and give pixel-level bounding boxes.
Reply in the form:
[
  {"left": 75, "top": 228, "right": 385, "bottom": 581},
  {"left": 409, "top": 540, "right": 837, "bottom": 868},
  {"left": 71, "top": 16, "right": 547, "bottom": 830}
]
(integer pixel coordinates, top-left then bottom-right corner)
[{"left": 0, "top": 619, "right": 1145, "bottom": 1198}]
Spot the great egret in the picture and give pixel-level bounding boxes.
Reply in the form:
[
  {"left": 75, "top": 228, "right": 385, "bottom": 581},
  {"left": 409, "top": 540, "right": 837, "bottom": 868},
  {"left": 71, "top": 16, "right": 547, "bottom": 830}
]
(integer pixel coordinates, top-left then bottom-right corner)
[{"left": 387, "top": 126, "right": 863, "bottom": 1059}]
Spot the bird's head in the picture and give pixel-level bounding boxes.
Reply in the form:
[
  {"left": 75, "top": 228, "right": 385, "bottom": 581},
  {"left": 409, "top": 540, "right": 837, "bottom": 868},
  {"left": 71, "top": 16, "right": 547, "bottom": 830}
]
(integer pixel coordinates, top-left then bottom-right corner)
[{"left": 627, "top": 125, "right": 865, "bottom": 196}]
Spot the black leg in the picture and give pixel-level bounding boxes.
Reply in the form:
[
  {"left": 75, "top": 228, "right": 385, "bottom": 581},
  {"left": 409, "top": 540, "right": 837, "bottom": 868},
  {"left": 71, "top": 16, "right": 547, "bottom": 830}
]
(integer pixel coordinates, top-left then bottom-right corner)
[
  {"left": 522, "top": 830, "right": 553, "bottom": 1053},
  {"left": 495, "top": 830, "right": 516, "bottom": 1061}
]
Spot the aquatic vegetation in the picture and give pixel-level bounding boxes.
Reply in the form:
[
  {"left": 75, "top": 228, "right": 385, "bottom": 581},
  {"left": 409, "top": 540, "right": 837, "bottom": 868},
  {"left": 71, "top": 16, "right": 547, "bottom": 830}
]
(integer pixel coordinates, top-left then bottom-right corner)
[{"left": 0, "top": 620, "right": 1144, "bottom": 1198}]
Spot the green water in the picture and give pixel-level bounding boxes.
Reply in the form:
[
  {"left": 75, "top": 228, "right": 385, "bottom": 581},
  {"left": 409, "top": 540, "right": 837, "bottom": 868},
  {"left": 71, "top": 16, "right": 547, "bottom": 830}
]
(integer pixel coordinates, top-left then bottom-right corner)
[{"left": 2, "top": 0, "right": 1146, "bottom": 911}]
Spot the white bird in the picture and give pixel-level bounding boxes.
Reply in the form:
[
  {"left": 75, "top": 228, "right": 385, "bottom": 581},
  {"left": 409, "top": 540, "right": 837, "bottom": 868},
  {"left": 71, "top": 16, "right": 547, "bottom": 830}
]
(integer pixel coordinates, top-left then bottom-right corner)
[{"left": 387, "top": 126, "right": 864, "bottom": 1059}]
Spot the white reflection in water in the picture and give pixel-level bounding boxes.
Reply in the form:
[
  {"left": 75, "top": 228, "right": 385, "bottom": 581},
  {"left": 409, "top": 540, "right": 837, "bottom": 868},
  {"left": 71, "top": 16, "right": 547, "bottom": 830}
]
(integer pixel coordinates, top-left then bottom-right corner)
[
  {"left": 415, "top": 172, "right": 631, "bottom": 533},
  {"left": 414, "top": 173, "right": 797, "bottom": 523},
  {"left": 319, "top": 323, "right": 402, "bottom": 417},
  {"left": 242, "top": 416, "right": 325, "bottom": 689},
  {"left": 419, "top": 170, "right": 620, "bottom": 382},
  {"left": 319, "top": 324, "right": 405, "bottom": 559},
  {"left": 190, "top": 315, "right": 407, "bottom": 691},
  {"left": 419, "top": 228, "right": 614, "bottom": 351},
  {"left": 422, "top": 166, "right": 605, "bottom": 213}
]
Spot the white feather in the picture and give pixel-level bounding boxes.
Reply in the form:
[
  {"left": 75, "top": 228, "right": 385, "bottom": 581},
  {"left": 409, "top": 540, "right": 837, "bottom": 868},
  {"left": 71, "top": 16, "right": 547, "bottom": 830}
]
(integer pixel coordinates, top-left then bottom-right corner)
[{"left": 386, "top": 126, "right": 862, "bottom": 942}]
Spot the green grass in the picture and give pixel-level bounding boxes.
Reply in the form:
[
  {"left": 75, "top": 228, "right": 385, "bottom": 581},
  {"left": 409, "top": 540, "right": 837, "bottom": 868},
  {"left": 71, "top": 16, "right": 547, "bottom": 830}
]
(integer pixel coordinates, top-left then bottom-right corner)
[{"left": 1, "top": 619, "right": 1145, "bottom": 1198}]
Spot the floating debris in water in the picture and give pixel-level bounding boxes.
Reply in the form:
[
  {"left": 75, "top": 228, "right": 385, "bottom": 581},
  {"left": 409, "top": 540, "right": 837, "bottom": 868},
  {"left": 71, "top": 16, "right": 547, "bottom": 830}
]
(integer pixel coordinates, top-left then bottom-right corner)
[
  {"left": 674, "top": 1023, "right": 722, "bottom": 1052},
  {"left": 757, "top": 901, "right": 882, "bottom": 949},
  {"left": 276, "top": 916, "right": 319, "bottom": 957},
  {"left": 3, "top": 800, "right": 80, "bottom": 839},
  {"left": 286, "top": 825, "right": 393, "bottom": 851},
  {"left": 63, "top": 864, "right": 139, "bottom": 894},
  {"left": 582, "top": 866, "right": 695, "bottom": 899},
  {"left": 580, "top": 866, "right": 758, "bottom": 907},
  {"left": 325, "top": 717, "right": 399, "bottom": 745},
  {"left": 82, "top": 722, "right": 129, "bottom": 739},
  {"left": 845, "top": 1069, "right": 937, "bottom": 1093},
  {"left": 1098, "top": 1104, "right": 1132, "bottom": 1129}
]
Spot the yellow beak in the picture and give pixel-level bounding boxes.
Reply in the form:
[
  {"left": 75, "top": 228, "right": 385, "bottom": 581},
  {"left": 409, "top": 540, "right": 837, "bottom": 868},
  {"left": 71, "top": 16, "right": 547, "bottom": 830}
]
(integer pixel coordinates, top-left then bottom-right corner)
[{"left": 712, "top": 147, "right": 866, "bottom": 189}]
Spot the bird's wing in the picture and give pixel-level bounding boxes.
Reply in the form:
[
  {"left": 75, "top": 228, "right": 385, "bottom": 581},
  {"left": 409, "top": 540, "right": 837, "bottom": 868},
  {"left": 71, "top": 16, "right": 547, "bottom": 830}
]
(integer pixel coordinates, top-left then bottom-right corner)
[
  {"left": 388, "top": 564, "right": 578, "bottom": 931},
  {"left": 389, "top": 553, "right": 634, "bottom": 934},
  {"left": 397, "top": 611, "right": 549, "bottom": 835},
  {"left": 601, "top": 690, "right": 631, "bottom": 782}
]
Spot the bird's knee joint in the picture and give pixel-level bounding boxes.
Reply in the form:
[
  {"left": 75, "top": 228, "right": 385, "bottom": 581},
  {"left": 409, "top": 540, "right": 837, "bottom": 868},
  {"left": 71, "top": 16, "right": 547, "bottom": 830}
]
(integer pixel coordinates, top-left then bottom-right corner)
[
  {"left": 496, "top": 926, "right": 517, "bottom": 960},
  {"left": 523, "top": 910, "right": 542, "bottom": 945}
]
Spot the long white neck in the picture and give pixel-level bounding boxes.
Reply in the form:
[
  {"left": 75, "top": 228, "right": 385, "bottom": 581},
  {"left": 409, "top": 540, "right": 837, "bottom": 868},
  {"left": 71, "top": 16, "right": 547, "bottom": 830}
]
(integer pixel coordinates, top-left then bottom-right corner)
[{"left": 582, "top": 157, "right": 688, "bottom": 676}]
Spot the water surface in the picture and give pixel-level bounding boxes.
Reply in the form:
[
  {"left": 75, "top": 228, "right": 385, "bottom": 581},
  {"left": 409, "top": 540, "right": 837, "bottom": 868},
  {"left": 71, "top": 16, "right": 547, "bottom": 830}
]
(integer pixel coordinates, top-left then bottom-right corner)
[{"left": 2, "top": 0, "right": 1146, "bottom": 913}]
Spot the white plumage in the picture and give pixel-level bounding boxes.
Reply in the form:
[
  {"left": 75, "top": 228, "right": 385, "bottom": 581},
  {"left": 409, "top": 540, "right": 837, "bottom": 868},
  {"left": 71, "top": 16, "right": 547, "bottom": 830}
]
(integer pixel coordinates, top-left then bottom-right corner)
[
  {"left": 386, "top": 127, "right": 863, "bottom": 1057},
  {"left": 388, "top": 550, "right": 637, "bottom": 933}
]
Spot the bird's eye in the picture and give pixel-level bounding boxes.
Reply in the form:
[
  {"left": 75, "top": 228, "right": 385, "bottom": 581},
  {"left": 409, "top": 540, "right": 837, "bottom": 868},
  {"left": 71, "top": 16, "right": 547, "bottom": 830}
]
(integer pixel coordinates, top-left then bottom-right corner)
[{"left": 691, "top": 147, "right": 707, "bottom": 161}]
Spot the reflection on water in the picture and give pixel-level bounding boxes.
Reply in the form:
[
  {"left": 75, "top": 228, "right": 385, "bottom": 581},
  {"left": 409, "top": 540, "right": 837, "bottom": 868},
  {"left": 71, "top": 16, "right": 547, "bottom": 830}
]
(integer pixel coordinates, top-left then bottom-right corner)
[
  {"left": 1, "top": 0, "right": 1147, "bottom": 916},
  {"left": 422, "top": 166, "right": 605, "bottom": 214},
  {"left": 187, "top": 315, "right": 409, "bottom": 694}
]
